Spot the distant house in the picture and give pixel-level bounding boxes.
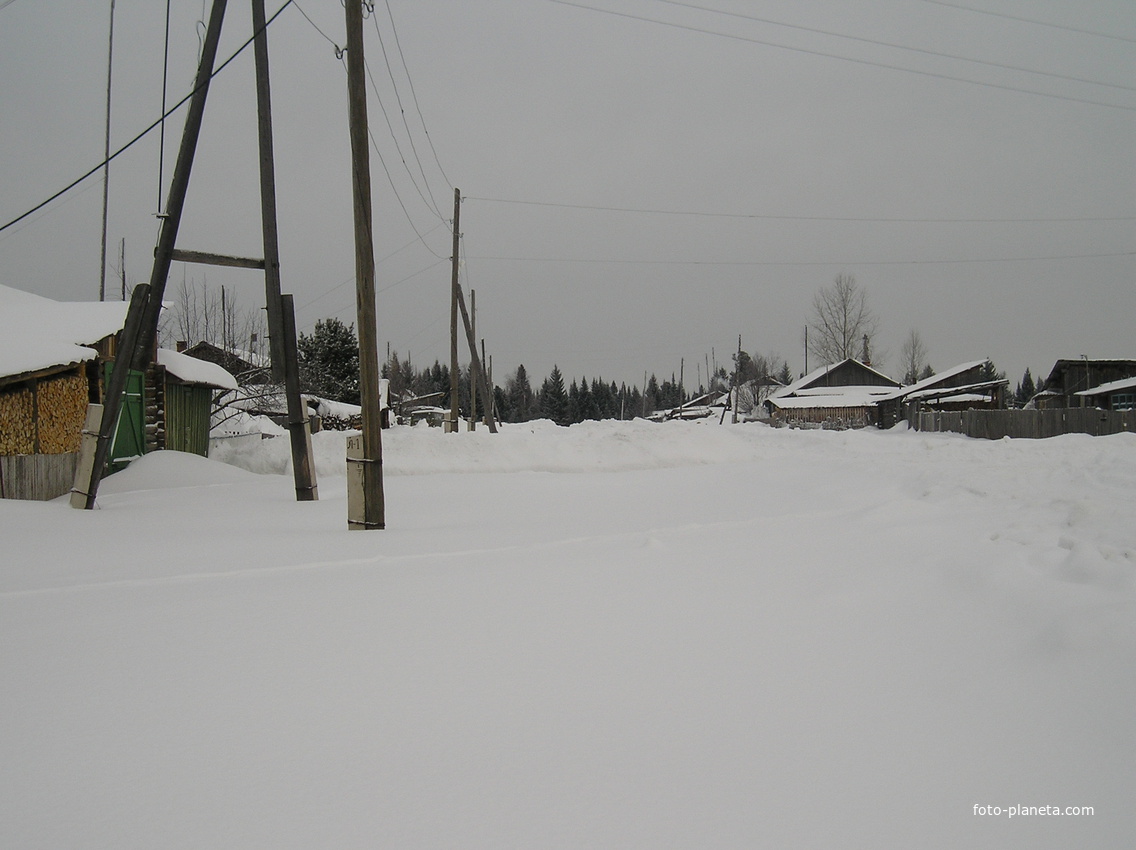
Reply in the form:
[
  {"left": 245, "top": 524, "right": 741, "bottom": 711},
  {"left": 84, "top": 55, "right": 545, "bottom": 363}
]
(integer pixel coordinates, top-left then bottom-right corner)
[
  {"left": 0, "top": 285, "right": 236, "bottom": 500},
  {"left": 875, "top": 361, "right": 1007, "bottom": 429},
  {"left": 765, "top": 359, "right": 900, "bottom": 429},
  {"left": 180, "top": 340, "right": 271, "bottom": 384},
  {"left": 1074, "top": 376, "right": 1136, "bottom": 411},
  {"left": 1035, "top": 359, "right": 1136, "bottom": 409}
]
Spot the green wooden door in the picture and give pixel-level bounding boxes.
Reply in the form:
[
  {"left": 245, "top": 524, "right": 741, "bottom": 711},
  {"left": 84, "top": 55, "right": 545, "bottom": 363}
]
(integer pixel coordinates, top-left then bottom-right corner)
[{"left": 104, "top": 363, "right": 145, "bottom": 471}]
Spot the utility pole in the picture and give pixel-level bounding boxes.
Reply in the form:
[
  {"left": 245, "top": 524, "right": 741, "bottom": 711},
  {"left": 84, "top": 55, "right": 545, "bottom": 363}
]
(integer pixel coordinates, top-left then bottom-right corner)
[
  {"left": 344, "top": 0, "right": 384, "bottom": 529},
  {"left": 80, "top": 0, "right": 227, "bottom": 510},
  {"left": 468, "top": 288, "right": 476, "bottom": 430},
  {"left": 252, "top": 0, "right": 287, "bottom": 379},
  {"left": 99, "top": 0, "right": 115, "bottom": 302},
  {"left": 448, "top": 187, "right": 460, "bottom": 432},
  {"left": 732, "top": 334, "right": 741, "bottom": 424}
]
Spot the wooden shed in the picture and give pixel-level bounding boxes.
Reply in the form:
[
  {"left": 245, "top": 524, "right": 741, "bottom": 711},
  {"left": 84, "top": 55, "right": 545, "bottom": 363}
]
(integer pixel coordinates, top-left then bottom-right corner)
[
  {"left": 0, "top": 285, "right": 129, "bottom": 500},
  {"left": 764, "top": 359, "right": 900, "bottom": 429}
]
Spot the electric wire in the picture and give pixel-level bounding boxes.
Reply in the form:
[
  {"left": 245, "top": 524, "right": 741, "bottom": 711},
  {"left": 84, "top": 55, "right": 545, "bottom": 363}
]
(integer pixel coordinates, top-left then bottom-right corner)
[
  {"left": 362, "top": 50, "right": 447, "bottom": 226},
  {"left": 0, "top": 0, "right": 296, "bottom": 236},
  {"left": 292, "top": 0, "right": 342, "bottom": 54},
  {"left": 546, "top": 0, "right": 1136, "bottom": 112},
  {"left": 382, "top": 0, "right": 453, "bottom": 193},
  {"left": 369, "top": 10, "right": 445, "bottom": 219},
  {"left": 650, "top": 0, "right": 1136, "bottom": 94},
  {"left": 466, "top": 196, "right": 1136, "bottom": 224},
  {"left": 471, "top": 249, "right": 1135, "bottom": 267},
  {"left": 922, "top": 0, "right": 1136, "bottom": 45},
  {"left": 294, "top": 221, "right": 447, "bottom": 313}
]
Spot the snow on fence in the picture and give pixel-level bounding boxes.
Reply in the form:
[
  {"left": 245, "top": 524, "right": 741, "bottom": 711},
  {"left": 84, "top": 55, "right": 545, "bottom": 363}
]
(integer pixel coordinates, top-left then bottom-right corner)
[
  {"left": 0, "top": 452, "right": 79, "bottom": 501},
  {"left": 914, "top": 407, "right": 1136, "bottom": 439}
]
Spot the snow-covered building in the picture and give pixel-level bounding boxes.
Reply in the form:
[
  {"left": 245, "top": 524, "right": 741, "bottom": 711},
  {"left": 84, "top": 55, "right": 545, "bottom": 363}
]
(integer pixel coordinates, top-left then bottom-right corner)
[
  {"left": 764, "top": 359, "right": 900, "bottom": 429},
  {"left": 1036, "top": 359, "right": 1136, "bottom": 410},
  {"left": 1074, "top": 376, "right": 1136, "bottom": 411},
  {"left": 874, "top": 361, "right": 1006, "bottom": 428},
  {"left": 0, "top": 284, "right": 236, "bottom": 500}
]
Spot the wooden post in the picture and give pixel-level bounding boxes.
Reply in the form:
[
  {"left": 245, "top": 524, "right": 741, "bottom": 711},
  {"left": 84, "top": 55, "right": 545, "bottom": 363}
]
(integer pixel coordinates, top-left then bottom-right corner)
[
  {"left": 281, "top": 294, "right": 318, "bottom": 501},
  {"left": 468, "top": 288, "right": 476, "bottom": 430},
  {"left": 345, "top": 0, "right": 385, "bottom": 529},
  {"left": 448, "top": 188, "right": 460, "bottom": 433},
  {"left": 454, "top": 284, "right": 497, "bottom": 433},
  {"left": 252, "top": 0, "right": 286, "bottom": 381},
  {"left": 79, "top": 282, "right": 150, "bottom": 509},
  {"left": 732, "top": 334, "right": 741, "bottom": 424},
  {"left": 131, "top": 0, "right": 227, "bottom": 371},
  {"left": 99, "top": 0, "right": 115, "bottom": 302},
  {"left": 70, "top": 403, "right": 105, "bottom": 509}
]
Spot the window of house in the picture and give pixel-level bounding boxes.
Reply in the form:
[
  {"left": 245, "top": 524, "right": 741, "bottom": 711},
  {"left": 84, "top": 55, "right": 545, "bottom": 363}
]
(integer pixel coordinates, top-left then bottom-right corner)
[{"left": 1112, "top": 393, "right": 1135, "bottom": 410}]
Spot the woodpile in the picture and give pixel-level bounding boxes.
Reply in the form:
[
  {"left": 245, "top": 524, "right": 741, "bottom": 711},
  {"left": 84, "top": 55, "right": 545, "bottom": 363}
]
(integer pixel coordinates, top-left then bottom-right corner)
[
  {"left": 0, "top": 369, "right": 88, "bottom": 456},
  {"left": 0, "top": 386, "right": 35, "bottom": 454}
]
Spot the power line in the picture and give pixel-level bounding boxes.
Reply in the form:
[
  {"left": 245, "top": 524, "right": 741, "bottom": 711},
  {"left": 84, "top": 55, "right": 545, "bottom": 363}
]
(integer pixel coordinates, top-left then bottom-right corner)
[
  {"left": 546, "top": 0, "right": 1136, "bottom": 112},
  {"left": 383, "top": 0, "right": 452, "bottom": 191},
  {"left": 370, "top": 9, "right": 445, "bottom": 219},
  {"left": 922, "top": 0, "right": 1136, "bottom": 45},
  {"left": 471, "top": 250, "right": 1135, "bottom": 267},
  {"left": 0, "top": 0, "right": 296, "bottom": 236},
  {"left": 650, "top": 0, "right": 1136, "bottom": 94},
  {"left": 466, "top": 196, "right": 1136, "bottom": 224}
]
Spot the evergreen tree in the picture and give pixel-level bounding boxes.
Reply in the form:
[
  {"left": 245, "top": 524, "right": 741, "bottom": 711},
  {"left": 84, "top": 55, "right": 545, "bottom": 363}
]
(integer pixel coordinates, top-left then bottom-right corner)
[
  {"left": 1015, "top": 368, "right": 1036, "bottom": 406},
  {"left": 505, "top": 364, "right": 534, "bottom": 423},
  {"left": 539, "top": 365, "right": 569, "bottom": 425},
  {"left": 777, "top": 360, "right": 793, "bottom": 386},
  {"left": 297, "top": 318, "right": 360, "bottom": 403}
]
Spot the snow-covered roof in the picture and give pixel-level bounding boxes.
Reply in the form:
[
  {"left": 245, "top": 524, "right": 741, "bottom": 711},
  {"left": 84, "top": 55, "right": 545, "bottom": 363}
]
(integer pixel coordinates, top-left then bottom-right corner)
[
  {"left": 767, "top": 387, "right": 896, "bottom": 409},
  {"left": 0, "top": 284, "right": 130, "bottom": 379},
  {"left": 876, "top": 360, "right": 988, "bottom": 403},
  {"left": 772, "top": 358, "right": 897, "bottom": 400},
  {"left": 157, "top": 348, "right": 238, "bottom": 390},
  {"left": 1076, "top": 376, "right": 1136, "bottom": 397}
]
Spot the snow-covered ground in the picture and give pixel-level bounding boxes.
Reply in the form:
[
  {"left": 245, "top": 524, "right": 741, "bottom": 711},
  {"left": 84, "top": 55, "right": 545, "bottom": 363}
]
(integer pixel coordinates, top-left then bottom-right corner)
[{"left": 3, "top": 419, "right": 1134, "bottom": 849}]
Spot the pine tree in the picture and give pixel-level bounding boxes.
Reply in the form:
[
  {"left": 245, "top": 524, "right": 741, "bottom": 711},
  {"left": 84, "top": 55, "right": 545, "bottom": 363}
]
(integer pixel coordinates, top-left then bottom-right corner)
[
  {"left": 1016, "top": 368, "right": 1036, "bottom": 406},
  {"left": 539, "top": 365, "right": 569, "bottom": 425},
  {"left": 297, "top": 318, "right": 360, "bottom": 403}
]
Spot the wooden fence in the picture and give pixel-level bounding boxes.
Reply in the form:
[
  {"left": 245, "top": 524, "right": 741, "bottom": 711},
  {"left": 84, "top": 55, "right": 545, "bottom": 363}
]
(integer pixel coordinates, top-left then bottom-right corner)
[
  {"left": 914, "top": 407, "right": 1136, "bottom": 440},
  {"left": 0, "top": 452, "right": 79, "bottom": 501}
]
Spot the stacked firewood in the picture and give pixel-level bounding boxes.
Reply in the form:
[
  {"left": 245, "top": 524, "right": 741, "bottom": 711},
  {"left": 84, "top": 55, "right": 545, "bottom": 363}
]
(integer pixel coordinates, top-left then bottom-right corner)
[
  {"left": 35, "top": 373, "right": 87, "bottom": 453},
  {"left": 0, "top": 386, "right": 35, "bottom": 454},
  {"left": 0, "top": 372, "right": 88, "bottom": 455}
]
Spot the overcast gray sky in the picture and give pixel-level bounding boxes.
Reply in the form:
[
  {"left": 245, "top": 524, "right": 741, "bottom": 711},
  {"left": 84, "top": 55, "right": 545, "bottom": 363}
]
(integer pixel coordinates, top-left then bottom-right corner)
[{"left": 2, "top": 0, "right": 1133, "bottom": 390}]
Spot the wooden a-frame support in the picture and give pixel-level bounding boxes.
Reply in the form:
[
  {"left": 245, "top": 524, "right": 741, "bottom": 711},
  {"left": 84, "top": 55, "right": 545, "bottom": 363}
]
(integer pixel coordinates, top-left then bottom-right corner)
[{"left": 75, "top": 0, "right": 317, "bottom": 508}]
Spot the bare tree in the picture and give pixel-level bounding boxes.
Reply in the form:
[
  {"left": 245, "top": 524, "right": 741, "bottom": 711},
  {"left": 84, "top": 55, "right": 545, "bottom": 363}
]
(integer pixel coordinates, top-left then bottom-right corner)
[
  {"left": 161, "top": 275, "right": 267, "bottom": 358},
  {"left": 808, "top": 272, "right": 878, "bottom": 365},
  {"left": 899, "top": 329, "right": 930, "bottom": 384}
]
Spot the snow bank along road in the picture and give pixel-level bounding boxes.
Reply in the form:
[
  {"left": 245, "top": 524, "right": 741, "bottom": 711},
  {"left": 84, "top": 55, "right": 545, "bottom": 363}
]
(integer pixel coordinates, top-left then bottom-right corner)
[{"left": 3, "top": 420, "right": 1134, "bottom": 849}]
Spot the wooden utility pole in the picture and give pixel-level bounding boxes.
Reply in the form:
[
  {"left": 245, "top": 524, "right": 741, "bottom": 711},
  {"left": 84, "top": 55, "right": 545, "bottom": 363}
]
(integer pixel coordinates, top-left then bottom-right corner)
[
  {"left": 468, "top": 288, "right": 476, "bottom": 430},
  {"left": 281, "top": 294, "right": 317, "bottom": 501},
  {"left": 252, "top": 0, "right": 286, "bottom": 380},
  {"left": 252, "top": 0, "right": 316, "bottom": 499},
  {"left": 99, "top": 0, "right": 115, "bottom": 302},
  {"left": 344, "top": 0, "right": 385, "bottom": 529},
  {"left": 732, "top": 334, "right": 741, "bottom": 424},
  {"left": 81, "top": 0, "right": 227, "bottom": 510},
  {"left": 448, "top": 187, "right": 460, "bottom": 432}
]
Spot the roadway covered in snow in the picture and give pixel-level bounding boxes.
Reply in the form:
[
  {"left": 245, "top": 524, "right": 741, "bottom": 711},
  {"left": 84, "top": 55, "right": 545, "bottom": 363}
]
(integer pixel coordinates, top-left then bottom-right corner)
[{"left": 2, "top": 419, "right": 1134, "bottom": 848}]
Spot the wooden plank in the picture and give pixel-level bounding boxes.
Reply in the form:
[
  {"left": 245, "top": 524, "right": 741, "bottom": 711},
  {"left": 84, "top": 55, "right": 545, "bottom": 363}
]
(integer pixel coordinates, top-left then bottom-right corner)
[{"left": 169, "top": 248, "right": 266, "bottom": 270}]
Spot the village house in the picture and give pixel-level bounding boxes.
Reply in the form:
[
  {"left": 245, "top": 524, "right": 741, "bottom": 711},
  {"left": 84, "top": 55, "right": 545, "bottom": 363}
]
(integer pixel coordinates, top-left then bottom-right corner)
[
  {"left": 1033, "top": 359, "right": 1136, "bottom": 409},
  {"left": 0, "top": 284, "right": 236, "bottom": 500},
  {"left": 764, "top": 359, "right": 900, "bottom": 429},
  {"left": 875, "top": 360, "right": 1007, "bottom": 429}
]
